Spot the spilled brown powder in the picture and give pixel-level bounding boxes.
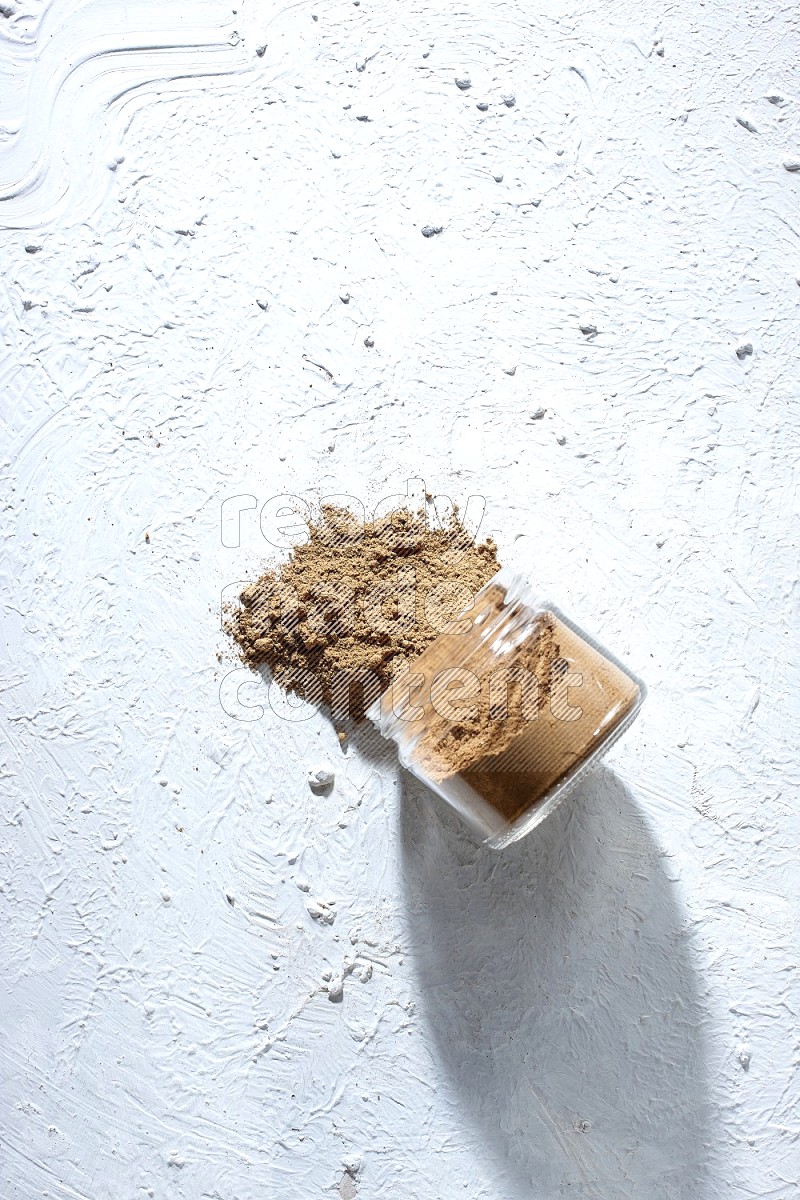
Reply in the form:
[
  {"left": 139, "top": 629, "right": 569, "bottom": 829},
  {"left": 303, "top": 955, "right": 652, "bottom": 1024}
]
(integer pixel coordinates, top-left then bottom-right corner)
[{"left": 226, "top": 504, "right": 501, "bottom": 722}]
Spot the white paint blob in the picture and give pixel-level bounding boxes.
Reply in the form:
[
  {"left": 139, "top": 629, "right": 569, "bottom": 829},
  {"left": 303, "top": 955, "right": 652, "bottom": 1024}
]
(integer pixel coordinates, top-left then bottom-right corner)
[{"left": 308, "top": 763, "right": 335, "bottom": 792}]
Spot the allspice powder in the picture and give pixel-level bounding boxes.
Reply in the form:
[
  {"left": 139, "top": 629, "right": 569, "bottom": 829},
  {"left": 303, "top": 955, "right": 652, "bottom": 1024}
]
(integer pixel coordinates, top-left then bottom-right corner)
[
  {"left": 406, "top": 585, "right": 562, "bottom": 772},
  {"left": 226, "top": 503, "right": 501, "bottom": 722},
  {"left": 372, "top": 580, "right": 565, "bottom": 820},
  {"left": 226, "top": 507, "right": 641, "bottom": 829}
]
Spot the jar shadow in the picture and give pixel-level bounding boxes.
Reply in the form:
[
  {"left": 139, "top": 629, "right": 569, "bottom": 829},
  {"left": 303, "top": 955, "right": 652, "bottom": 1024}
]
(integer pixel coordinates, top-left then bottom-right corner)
[{"left": 399, "top": 764, "right": 711, "bottom": 1199}]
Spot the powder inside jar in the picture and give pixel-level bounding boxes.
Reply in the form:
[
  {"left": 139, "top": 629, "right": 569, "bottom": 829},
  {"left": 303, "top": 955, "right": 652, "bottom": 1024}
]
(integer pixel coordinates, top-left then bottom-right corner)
[{"left": 375, "top": 578, "right": 642, "bottom": 825}]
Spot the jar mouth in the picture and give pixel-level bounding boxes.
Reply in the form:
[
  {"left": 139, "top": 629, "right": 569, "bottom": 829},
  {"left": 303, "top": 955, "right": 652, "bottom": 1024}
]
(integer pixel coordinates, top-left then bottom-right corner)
[{"left": 365, "top": 567, "right": 548, "bottom": 738}]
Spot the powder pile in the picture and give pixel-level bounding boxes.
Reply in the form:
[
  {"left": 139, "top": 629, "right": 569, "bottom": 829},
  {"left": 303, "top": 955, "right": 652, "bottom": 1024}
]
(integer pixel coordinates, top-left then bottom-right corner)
[{"left": 227, "top": 503, "right": 501, "bottom": 723}]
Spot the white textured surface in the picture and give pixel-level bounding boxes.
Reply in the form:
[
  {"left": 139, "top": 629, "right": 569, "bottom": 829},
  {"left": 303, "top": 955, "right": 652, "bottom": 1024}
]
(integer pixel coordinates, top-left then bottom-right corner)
[{"left": 1, "top": 0, "right": 799, "bottom": 1196}]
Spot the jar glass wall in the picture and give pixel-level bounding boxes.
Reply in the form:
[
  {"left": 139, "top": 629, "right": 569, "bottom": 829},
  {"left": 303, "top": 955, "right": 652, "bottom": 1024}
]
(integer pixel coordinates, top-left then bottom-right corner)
[{"left": 367, "top": 567, "right": 646, "bottom": 849}]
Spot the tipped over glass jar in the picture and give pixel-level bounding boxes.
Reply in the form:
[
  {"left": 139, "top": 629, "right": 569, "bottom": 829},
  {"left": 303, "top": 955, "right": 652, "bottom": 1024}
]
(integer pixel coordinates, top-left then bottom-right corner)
[{"left": 366, "top": 567, "right": 646, "bottom": 849}]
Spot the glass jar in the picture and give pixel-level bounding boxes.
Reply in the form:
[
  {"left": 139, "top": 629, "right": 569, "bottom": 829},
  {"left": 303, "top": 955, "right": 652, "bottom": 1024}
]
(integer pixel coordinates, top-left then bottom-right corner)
[{"left": 366, "top": 567, "right": 646, "bottom": 849}]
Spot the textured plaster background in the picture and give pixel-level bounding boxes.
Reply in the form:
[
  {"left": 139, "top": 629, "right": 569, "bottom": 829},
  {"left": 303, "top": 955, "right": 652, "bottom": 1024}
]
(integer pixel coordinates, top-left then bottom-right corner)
[{"left": 1, "top": 0, "right": 799, "bottom": 1197}]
